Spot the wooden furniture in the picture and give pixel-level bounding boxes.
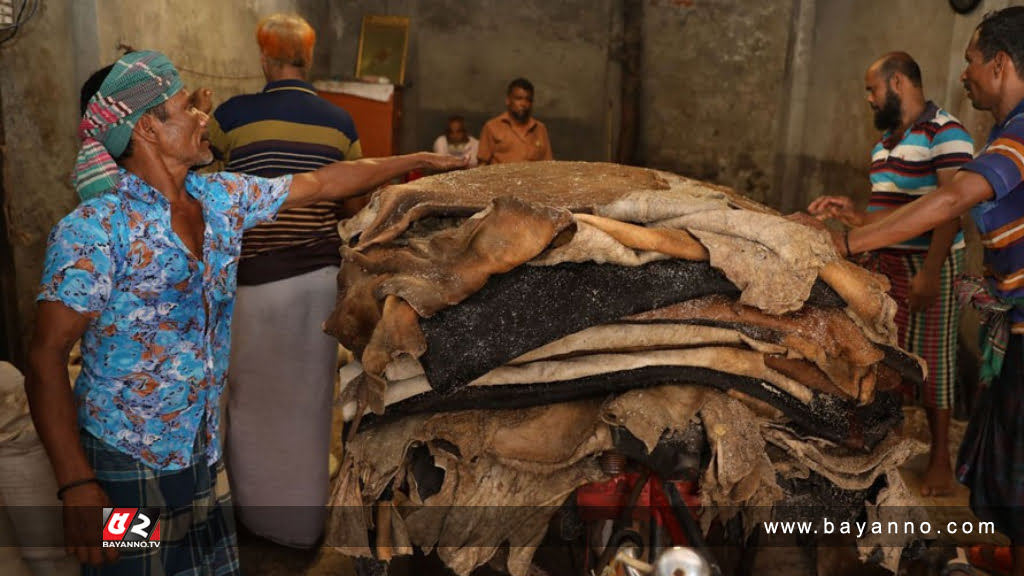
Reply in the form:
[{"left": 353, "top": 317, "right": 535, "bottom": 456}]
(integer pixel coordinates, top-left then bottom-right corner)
[{"left": 317, "top": 87, "right": 402, "bottom": 158}]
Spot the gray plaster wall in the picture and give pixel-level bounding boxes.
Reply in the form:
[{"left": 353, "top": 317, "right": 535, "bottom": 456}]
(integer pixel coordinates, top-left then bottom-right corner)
[
  {"left": 777, "top": 0, "right": 1024, "bottom": 214},
  {"left": 940, "top": 0, "right": 1020, "bottom": 143},
  {"left": 775, "top": 2, "right": 1011, "bottom": 271},
  {"left": 78, "top": 0, "right": 326, "bottom": 103},
  {"left": 2, "top": 0, "right": 1022, "bottom": 359},
  {"left": 1, "top": 0, "right": 80, "bottom": 361},
  {"left": 323, "top": 0, "right": 619, "bottom": 162},
  {"left": 779, "top": 0, "right": 1022, "bottom": 387},
  {"left": 640, "top": 0, "right": 795, "bottom": 206},
  {"left": 784, "top": 0, "right": 963, "bottom": 212}
]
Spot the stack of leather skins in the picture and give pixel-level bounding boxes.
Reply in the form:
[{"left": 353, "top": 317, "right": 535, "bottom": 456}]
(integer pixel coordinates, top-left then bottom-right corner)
[{"left": 324, "top": 162, "right": 925, "bottom": 575}]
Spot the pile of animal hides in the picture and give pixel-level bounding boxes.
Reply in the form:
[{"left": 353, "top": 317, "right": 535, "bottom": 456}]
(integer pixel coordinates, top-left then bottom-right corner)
[{"left": 324, "top": 161, "right": 928, "bottom": 575}]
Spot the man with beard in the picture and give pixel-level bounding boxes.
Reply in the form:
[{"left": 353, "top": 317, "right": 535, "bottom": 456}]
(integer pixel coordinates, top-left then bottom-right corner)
[
  {"left": 807, "top": 52, "right": 975, "bottom": 497},
  {"left": 25, "top": 50, "right": 463, "bottom": 575},
  {"left": 796, "top": 9, "right": 1024, "bottom": 573},
  {"left": 477, "top": 77, "right": 553, "bottom": 165}
]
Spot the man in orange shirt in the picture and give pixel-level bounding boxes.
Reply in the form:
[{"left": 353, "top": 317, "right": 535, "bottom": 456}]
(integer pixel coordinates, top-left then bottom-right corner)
[{"left": 478, "top": 77, "right": 553, "bottom": 164}]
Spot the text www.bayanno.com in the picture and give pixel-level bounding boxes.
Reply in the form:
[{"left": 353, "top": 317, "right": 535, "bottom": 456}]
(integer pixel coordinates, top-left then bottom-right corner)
[{"left": 762, "top": 519, "right": 996, "bottom": 538}]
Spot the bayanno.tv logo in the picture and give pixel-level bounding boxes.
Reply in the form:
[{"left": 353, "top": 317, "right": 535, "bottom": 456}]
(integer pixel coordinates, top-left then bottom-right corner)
[{"left": 101, "top": 508, "right": 161, "bottom": 549}]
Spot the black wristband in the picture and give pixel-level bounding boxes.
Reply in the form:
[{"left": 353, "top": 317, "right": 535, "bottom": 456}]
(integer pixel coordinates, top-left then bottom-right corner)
[
  {"left": 843, "top": 229, "right": 852, "bottom": 257},
  {"left": 57, "top": 477, "right": 100, "bottom": 500}
]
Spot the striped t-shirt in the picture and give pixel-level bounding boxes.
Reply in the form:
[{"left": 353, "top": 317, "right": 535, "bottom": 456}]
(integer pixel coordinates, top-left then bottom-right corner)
[
  {"left": 867, "top": 102, "right": 975, "bottom": 251},
  {"left": 963, "top": 99, "right": 1024, "bottom": 332},
  {"left": 208, "top": 79, "right": 361, "bottom": 285}
]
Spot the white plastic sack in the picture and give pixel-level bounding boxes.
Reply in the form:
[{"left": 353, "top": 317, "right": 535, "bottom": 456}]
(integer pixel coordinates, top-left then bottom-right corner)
[
  {"left": 0, "top": 362, "right": 76, "bottom": 576},
  {"left": 0, "top": 361, "right": 35, "bottom": 450},
  {"left": 0, "top": 509, "right": 32, "bottom": 576}
]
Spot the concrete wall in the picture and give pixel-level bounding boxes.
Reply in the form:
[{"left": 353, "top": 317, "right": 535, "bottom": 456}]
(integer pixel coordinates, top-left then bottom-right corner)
[
  {"left": 940, "top": 0, "right": 1020, "bottom": 143},
  {"left": 772, "top": 0, "right": 1011, "bottom": 263},
  {"left": 324, "top": 0, "right": 619, "bottom": 161},
  {"left": 2, "top": 0, "right": 1022, "bottom": 359},
  {"left": 0, "top": 0, "right": 80, "bottom": 363},
  {"left": 640, "top": 0, "right": 795, "bottom": 206},
  {"left": 776, "top": 0, "right": 1024, "bottom": 214},
  {"left": 76, "top": 0, "right": 326, "bottom": 103},
  {"left": 779, "top": 0, "right": 1022, "bottom": 390},
  {"left": 782, "top": 0, "right": 963, "bottom": 212}
]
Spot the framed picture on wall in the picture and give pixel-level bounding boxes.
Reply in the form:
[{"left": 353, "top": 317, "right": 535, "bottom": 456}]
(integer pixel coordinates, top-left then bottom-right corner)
[{"left": 355, "top": 15, "right": 410, "bottom": 85}]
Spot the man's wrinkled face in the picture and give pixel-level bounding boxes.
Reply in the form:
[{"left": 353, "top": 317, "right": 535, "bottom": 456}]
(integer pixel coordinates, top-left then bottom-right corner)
[
  {"left": 506, "top": 87, "right": 533, "bottom": 122},
  {"left": 961, "top": 33, "right": 997, "bottom": 111},
  {"left": 865, "top": 68, "right": 902, "bottom": 132},
  {"left": 155, "top": 89, "right": 213, "bottom": 167},
  {"left": 445, "top": 120, "right": 468, "bottom": 144}
]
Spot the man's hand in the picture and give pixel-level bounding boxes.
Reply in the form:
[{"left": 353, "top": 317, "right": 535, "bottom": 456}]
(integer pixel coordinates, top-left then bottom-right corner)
[
  {"left": 189, "top": 88, "right": 213, "bottom": 115},
  {"left": 807, "top": 195, "right": 863, "bottom": 227},
  {"left": 909, "top": 269, "right": 941, "bottom": 314},
  {"left": 286, "top": 152, "right": 469, "bottom": 210},
  {"left": 422, "top": 152, "right": 469, "bottom": 172},
  {"left": 62, "top": 482, "right": 119, "bottom": 566},
  {"left": 787, "top": 212, "right": 848, "bottom": 256}
]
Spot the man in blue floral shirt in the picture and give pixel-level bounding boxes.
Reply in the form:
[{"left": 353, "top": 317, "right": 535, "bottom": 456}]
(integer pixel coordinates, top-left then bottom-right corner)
[{"left": 25, "top": 51, "right": 462, "bottom": 575}]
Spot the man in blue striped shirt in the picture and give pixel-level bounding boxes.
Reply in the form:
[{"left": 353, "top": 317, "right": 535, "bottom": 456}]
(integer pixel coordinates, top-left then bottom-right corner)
[{"left": 808, "top": 52, "right": 975, "bottom": 497}]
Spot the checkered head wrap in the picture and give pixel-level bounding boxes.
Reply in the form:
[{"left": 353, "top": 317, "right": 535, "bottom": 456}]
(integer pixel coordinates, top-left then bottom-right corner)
[{"left": 73, "top": 50, "right": 183, "bottom": 201}]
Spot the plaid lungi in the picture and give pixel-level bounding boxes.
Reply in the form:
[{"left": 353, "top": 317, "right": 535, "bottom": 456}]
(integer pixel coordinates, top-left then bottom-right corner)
[
  {"left": 957, "top": 334, "right": 1024, "bottom": 543},
  {"left": 870, "top": 248, "right": 963, "bottom": 410},
  {"left": 80, "top": 425, "right": 239, "bottom": 576}
]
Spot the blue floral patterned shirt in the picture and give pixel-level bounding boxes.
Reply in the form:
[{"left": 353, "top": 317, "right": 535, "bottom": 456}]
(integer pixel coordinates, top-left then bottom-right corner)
[{"left": 38, "top": 169, "right": 291, "bottom": 470}]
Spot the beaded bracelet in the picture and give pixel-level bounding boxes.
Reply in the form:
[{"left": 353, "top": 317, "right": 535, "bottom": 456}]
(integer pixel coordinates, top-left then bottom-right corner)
[{"left": 56, "top": 477, "right": 100, "bottom": 500}]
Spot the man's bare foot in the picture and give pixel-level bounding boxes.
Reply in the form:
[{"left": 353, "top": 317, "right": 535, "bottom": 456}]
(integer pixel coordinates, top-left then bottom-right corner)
[
  {"left": 941, "top": 561, "right": 977, "bottom": 575},
  {"left": 941, "top": 563, "right": 977, "bottom": 576},
  {"left": 920, "top": 454, "right": 954, "bottom": 497},
  {"left": 941, "top": 548, "right": 978, "bottom": 575},
  {"left": 922, "top": 407, "right": 953, "bottom": 497}
]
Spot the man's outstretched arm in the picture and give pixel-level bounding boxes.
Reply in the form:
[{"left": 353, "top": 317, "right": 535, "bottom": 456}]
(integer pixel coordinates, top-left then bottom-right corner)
[
  {"left": 282, "top": 152, "right": 466, "bottom": 210},
  {"left": 848, "top": 170, "right": 992, "bottom": 255}
]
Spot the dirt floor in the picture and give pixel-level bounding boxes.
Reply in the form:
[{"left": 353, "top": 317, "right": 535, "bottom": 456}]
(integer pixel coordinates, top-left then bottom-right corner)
[{"left": 239, "top": 395, "right": 1002, "bottom": 576}]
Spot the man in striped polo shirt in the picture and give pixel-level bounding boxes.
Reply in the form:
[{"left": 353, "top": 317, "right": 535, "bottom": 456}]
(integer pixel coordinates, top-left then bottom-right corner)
[
  {"left": 206, "top": 13, "right": 364, "bottom": 547},
  {"left": 802, "top": 9, "right": 1024, "bottom": 572},
  {"left": 808, "top": 52, "right": 975, "bottom": 497}
]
